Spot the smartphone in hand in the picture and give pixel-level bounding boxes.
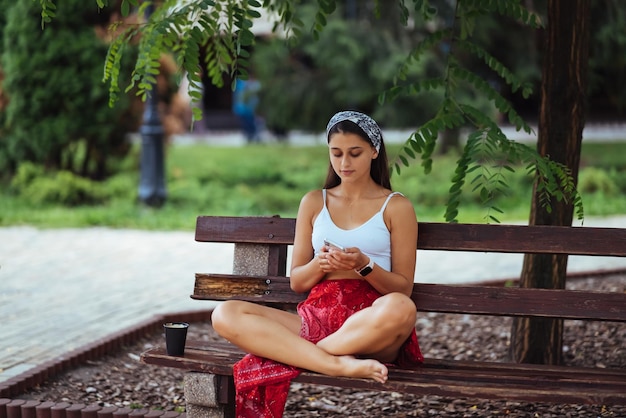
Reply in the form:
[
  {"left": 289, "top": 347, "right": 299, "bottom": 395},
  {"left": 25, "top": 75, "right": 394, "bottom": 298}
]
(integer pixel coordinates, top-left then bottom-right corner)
[{"left": 324, "top": 238, "right": 346, "bottom": 252}]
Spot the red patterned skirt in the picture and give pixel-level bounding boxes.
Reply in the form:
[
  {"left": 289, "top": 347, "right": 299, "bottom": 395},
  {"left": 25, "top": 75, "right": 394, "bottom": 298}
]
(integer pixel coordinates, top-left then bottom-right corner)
[{"left": 232, "top": 279, "right": 424, "bottom": 417}]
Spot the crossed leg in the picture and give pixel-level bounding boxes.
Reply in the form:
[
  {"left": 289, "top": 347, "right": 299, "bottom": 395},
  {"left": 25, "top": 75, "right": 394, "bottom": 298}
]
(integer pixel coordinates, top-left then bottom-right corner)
[
  {"left": 211, "top": 299, "right": 389, "bottom": 383},
  {"left": 316, "top": 292, "right": 418, "bottom": 363},
  {"left": 212, "top": 291, "right": 417, "bottom": 382}
]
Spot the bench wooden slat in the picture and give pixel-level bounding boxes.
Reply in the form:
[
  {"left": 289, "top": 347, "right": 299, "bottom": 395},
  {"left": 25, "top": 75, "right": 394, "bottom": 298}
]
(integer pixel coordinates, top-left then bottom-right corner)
[
  {"left": 192, "top": 273, "right": 626, "bottom": 322},
  {"left": 192, "top": 273, "right": 299, "bottom": 303},
  {"left": 195, "top": 216, "right": 626, "bottom": 256},
  {"left": 418, "top": 222, "right": 626, "bottom": 256},
  {"left": 415, "top": 282, "right": 626, "bottom": 321},
  {"left": 195, "top": 216, "right": 294, "bottom": 245},
  {"left": 141, "top": 341, "right": 626, "bottom": 406}
]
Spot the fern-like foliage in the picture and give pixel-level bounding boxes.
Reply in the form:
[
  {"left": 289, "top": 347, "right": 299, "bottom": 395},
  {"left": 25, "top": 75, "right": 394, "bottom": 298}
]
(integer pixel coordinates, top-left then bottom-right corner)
[
  {"left": 40, "top": 0, "right": 268, "bottom": 122},
  {"left": 102, "top": 0, "right": 262, "bottom": 122},
  {"left": 384, "top": 0, "right": 583, "bottom": 223},
  {"left": 446, "top": 105, "right": 582, "bottom": 223},
  {"left": 102, "top": 0, "right": 324, "bottom": 121},
  {"left": 36, "top": 0, "right": 333, "bottom": 121},
  {"left": 261, "top": 0, "right": 305, "bottom": 40},
  {"left": 37, "top": 0, "right": 127, "bottom": 27},
  {"left": 36, "top": 0, "right": 56, "bottom": 27}
]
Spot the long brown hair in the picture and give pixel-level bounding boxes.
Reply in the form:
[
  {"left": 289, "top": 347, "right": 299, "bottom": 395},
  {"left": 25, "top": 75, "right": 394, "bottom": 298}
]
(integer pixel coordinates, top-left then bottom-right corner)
[{"left": 323, "top": 120, "right": 391, "bottom": 190}]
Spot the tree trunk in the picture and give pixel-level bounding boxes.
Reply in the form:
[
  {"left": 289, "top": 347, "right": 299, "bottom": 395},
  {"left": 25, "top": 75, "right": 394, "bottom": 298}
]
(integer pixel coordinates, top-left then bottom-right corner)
[
  {"left": 510, "top": 0, "right": 590, "bottom": 365},
  {"left": 438, "top": 128, "right": 461, "bottom": 155}
]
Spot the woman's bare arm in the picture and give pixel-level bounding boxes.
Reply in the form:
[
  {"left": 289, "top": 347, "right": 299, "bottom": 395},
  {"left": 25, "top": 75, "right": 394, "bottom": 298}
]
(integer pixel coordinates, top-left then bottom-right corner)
[{"left": 289, "top": 191, "right": 326, "bottom": 293}]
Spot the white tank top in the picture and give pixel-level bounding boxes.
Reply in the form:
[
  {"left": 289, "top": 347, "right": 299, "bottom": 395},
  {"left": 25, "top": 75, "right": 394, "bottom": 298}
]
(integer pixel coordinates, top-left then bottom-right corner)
[{"left": 311, "top": 189, "right": 401, "bottom": 271}]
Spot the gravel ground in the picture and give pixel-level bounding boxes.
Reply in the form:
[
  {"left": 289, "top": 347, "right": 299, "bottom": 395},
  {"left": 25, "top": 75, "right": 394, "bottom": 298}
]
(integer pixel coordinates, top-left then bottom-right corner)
[{"left": 17, "top": 275, "right": 626, "bottom": 417}]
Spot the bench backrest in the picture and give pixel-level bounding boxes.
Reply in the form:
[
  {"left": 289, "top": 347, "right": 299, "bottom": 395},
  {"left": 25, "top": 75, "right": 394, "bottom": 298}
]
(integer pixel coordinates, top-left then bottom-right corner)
[
  {"left": 193, "top": 216, "right": 626, "bottom": 322},
  {"left": 195, "top": 216, "right": 626, "bottom": 255}
]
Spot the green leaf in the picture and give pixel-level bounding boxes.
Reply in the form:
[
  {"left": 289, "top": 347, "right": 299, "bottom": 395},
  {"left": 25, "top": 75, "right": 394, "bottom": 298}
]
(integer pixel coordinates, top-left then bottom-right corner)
[
  {"left": 444, "top": 208, "right": 459, "bottom": 223},
  {"left": 247, "top": 9, "right": 262, "bottom": 18},
  {"left": 449, "top": 182, "right": 463, "bottom": 194},
  {"left": 121, "top": 0, "right": 130, "bottom": 17}
]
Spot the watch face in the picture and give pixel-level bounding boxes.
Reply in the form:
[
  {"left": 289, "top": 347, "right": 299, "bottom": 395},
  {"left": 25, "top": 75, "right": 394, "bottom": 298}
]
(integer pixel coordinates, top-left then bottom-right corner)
[{"left": 359, "top": 266, "right": 373, "bottom": 276}]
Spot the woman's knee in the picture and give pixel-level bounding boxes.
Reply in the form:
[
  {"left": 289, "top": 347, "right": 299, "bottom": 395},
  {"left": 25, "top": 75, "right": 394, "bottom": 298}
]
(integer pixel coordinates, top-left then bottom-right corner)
[
  {"left": 211, "top": 300, "right": 246, "bottom": 338},
  {"left": 373, "top": 293, "right": 417, "bottom": 328}
]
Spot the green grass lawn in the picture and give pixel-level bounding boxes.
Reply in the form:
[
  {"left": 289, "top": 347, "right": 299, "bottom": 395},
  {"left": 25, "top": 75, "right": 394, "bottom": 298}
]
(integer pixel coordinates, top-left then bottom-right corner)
[{"left": 2, "top": 141, "right": 626, "bottom": 230}]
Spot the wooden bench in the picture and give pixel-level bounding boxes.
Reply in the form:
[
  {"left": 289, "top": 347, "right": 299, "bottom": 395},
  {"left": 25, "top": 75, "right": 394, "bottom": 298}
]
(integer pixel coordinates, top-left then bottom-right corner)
[{"left": 141, "top": 216, "right": 626, "bottom": 417}]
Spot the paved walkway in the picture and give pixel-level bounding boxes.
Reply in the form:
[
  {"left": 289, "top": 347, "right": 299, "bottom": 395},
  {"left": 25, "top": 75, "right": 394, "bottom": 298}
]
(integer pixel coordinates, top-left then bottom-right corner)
[{"left": 2, "top": 215, "right": 626, "bottom": 383}]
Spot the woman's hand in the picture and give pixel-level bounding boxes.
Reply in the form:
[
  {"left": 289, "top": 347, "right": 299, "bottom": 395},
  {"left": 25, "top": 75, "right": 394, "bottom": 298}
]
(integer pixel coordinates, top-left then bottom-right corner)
[{"left": 318, "top": 245, "right": 366, "bottom": 273}]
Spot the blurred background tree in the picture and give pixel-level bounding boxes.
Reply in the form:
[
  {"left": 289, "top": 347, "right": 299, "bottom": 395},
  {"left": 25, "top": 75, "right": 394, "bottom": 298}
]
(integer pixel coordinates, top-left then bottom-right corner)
[
  {"left": 587, "top": 0, "right": 626, "bottom": 118},
  {"left": 245, "top": 0, "right": 625, "bottom": 155},
  {"left": 251, "top": 3, "right": 446, "bottom": 133},
  {"left": 0, "top": 0, "right": 138, "bottom": 181},
  {"left": 251, "top": 0, "right": 506, "bottom": 137}
]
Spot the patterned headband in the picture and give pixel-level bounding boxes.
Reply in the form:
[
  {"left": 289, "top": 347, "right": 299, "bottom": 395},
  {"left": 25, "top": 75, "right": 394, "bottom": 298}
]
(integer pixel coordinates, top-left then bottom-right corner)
[{"left": 325, "top": 111, "right": 382, "bottom": 152}]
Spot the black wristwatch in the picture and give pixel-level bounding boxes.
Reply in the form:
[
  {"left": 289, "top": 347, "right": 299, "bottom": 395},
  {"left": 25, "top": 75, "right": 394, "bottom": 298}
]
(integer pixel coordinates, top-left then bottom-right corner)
[{"left": 355, "top": 258, "right": 374, "bottom": 276}]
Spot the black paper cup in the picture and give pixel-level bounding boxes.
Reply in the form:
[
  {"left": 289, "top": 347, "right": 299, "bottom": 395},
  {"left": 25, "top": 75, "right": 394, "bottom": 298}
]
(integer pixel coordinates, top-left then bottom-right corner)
[{"left": 163, "top": 322, "right": 189, "bottom": 356}]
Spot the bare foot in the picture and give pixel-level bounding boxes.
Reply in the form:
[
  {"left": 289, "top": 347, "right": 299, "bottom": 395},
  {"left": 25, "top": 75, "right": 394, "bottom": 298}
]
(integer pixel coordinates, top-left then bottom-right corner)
[{"left": 336, "top": 355, "right": 388, "bottom": 384}]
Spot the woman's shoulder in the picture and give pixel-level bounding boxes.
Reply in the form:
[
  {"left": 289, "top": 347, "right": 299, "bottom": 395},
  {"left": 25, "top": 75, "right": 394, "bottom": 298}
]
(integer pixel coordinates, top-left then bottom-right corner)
[
  {"left": 300, "top": 189, "right": 323, "bottom": 204},
  {"left": 298, "top": 189, "right": 325, "bottom": 215},
  {"left": 386, "top": 191, "right": 417, "bottom": 217}
]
